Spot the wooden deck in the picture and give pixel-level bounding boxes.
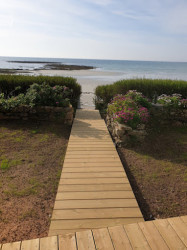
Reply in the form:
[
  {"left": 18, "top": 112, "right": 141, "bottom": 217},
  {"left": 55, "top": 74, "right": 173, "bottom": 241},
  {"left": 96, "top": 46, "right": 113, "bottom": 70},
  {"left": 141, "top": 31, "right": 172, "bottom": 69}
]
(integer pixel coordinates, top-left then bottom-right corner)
[
  {"left": 48, "top": 109, "right": 143, "bottom": 236},
  {"left": 1, "top": 216, "right": 187, "bottom": 249}
]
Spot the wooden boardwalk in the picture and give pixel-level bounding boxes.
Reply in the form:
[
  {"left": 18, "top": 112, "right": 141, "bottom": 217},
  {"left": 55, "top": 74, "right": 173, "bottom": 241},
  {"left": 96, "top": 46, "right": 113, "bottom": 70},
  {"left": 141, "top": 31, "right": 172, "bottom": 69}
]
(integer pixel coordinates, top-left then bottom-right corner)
[
  {"left": 48, "top": 109, "right": 143, "bottom": 236},
  {"left": 1, "top": 216, "right": 187, "bottom": 249}
]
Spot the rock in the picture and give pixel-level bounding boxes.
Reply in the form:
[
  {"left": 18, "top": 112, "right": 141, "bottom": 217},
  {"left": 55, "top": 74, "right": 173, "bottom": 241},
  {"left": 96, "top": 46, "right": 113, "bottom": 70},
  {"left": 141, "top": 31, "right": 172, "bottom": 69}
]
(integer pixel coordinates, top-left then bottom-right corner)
[
  {"left": 129, "top": 130, "right": 147, "bottom": 137},
  {"left": 137, "top": 124, "right": 146, "bottom": 130},
  {"left": 116, "top": 122, "right": 132, "bottom": 131},
  {"left": 116, "top": 128, "right": 125, "bottom": 137}
]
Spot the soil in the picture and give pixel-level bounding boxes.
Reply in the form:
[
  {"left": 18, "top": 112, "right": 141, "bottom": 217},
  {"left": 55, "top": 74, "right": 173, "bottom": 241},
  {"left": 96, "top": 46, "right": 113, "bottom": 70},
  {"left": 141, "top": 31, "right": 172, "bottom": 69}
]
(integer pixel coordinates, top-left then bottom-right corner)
[
  {"left": 118, "top": 121, "right": 187, "bottom": 220},
  {"left": 0, "top": 120, "right": 71, "bottom": 244}
]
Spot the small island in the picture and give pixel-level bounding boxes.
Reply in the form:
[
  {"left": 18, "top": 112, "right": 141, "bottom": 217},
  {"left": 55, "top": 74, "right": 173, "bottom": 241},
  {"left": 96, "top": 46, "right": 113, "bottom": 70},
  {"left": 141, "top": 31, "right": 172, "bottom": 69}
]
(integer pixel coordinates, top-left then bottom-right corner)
[{"left": 0, "top": 61, "right": 95, "bottom": 74}]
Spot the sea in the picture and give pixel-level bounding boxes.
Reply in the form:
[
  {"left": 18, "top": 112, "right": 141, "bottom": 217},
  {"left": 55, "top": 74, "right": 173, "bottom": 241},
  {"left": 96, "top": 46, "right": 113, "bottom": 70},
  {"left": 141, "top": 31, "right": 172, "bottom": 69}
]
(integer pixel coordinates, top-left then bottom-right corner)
[{"left": 1, "top": 56, "right": 187, "bottom": 108}]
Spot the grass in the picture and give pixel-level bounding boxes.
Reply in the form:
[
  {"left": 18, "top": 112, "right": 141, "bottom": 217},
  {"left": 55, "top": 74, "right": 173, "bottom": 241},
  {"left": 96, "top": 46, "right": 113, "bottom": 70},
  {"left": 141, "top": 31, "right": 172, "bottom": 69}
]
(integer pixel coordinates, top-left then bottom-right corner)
[
  {"left": 118, "top": 121, "right": 187, "bottom": 219},
  {"left": 0, "top": 119, "right": 70, "bottom": 244}
]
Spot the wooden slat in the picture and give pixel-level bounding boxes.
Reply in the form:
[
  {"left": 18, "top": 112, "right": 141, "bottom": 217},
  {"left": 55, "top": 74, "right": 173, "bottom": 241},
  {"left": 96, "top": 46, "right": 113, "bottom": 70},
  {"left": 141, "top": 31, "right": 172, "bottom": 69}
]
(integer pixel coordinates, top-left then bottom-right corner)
[
  {"left": 2, "top": 242, "right": 21, "bottom": 250},
  {"left": 138, "top": 221, "right": 169, "bottom": 250},
  {"left": 50, "top": 218, "right": 144, "bottom": 231},
  {"left": 62, "top": 167, "right": 123, "bottom": 172},
  {"left": 168, "top": 217, "right": 187, "bottom": 247},
  {"left": 108, "top": 225, "right": 133, "bottom": 250},
  {"left": 58, "top": 234, "right": 77, "bottom": 250},
  {"left": 56, "top": 191, "right": 134, "bottom": 200},
  {"left": 54, "top": 199, "right": 139, "bottom": 209},
  {"left": 62, "top": 162, "right": 123, "bottom": 167},
  {"left": 92, "top": 228, "right": 114, "bottom": 250},
  {"left": 65, "top": 153, "right": 118, "bottom": 158},
  {"left": 52, "top": 208, "right": 142, "bottom": 220},
  {"left": 60, "top": 172, "right": 126, "bottom": 179},
  {"left": 181, "top": 216, "right": 187, "bottom": 224},
  {"left": 76, "top": 230, "right": 96, "bottom": 250},
  {"left": 66, "top": 150, "right": 115, "bottom": 155},
  {"left": 64, "top": 158, "right": 121, "bottom": 163},
  {"left": 153, "top": 219, "right": 186, "bottom": 249},
  {"left": 21, "top": 238, "right": 39, "bottom": 250},
  {"left": 58, "top": 183, "right": 132, "bottom": 192},
  {"left": 124, "top": 223, "right": 151, "bottom": 249},
  {"left": 59, "top": 178, "right": 128, "bottom": 185},
  {"left": 40, "top": 236, "right": 58, "bottom": 250}
]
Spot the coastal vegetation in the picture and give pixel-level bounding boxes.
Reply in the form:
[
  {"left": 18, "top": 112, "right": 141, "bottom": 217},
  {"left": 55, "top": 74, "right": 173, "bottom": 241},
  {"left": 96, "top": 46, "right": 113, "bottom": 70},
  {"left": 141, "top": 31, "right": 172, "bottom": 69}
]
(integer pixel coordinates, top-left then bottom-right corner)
[
  {"left": 0, "top": 75, "right": 81, "bottom": 107},
  {"left": 95, "top": 78, "right": 187, "bottom": 109},
  {"left": 107, "top": 90, "right": 151, "bottom": 129},
  {"left": 0, "top": 83, "right": 72, "bottom": 110}
]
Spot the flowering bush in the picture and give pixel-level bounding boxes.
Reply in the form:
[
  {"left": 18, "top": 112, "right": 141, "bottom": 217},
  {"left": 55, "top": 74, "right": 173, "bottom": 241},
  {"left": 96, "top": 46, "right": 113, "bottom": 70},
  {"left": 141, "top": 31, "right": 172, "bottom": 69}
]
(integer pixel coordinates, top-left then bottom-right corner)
[
  {"left": 157, "top": 94, "right": 187, "bottom": 109},
  {"left": 107, "top": 90, "right": 150, "bottom": 129},
  {"left": 0, "top": 83, "right": 72, "bottom": 110}
]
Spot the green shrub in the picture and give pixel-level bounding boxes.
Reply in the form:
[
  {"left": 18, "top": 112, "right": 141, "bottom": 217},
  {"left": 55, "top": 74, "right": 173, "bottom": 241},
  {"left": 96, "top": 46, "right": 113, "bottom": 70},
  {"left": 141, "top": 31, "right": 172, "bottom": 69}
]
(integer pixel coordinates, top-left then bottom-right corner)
[
  {"left": 95, "top": 79, "right": 187, "bottom": 109},
  {"left": 0, "top": 75, "right": 81, "bottom": 107},
  {"left": 107, "top": 90, "right": 151, "bottom": 129},
  {"left": 0, "top": 83, "right": 72, "bottom": 110}
]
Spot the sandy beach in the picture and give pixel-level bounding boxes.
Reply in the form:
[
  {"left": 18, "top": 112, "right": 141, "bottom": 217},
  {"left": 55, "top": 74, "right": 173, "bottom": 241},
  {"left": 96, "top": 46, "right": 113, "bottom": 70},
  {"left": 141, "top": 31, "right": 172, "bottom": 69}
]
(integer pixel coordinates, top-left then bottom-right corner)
[{"left": 34, "top": 69, "right": 124, "bottom": 109}]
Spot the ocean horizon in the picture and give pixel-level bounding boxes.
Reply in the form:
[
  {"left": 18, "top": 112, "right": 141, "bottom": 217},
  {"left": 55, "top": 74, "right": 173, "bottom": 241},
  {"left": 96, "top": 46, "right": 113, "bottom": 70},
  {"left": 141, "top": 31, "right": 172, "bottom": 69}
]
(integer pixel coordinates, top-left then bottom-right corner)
[{"left": 1, "top": 56, "right": 187, "bottom": 81}]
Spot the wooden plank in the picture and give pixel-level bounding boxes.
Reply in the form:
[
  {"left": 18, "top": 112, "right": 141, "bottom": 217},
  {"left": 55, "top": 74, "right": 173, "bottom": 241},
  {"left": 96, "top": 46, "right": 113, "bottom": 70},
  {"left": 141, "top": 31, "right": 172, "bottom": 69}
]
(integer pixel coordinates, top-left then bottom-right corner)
[
  {"left": 65, "top": 154, "right": 119, "bottom": 159},
  {"left": 62, "top": 167, "right": 124, "bottom": 172},
  {"left": 58, "top": 234, "right": 77, "bottom": 250},
  {"left": 108, "top": 225, "right": 133, "bottom": 250},
  {"left": 40, "top": 236, "right": 58, "bottom": 250},
  {"left": 181, "top": 216, "right": 187, "bottom": 224},
  {"left": 69, "top": 137, "right": 112, "bottom": 141},
  {"left": 56, "top": 191, "right": 134, "bottom": 200},
  {"left": 2, "top": 242, "right": 21, "bottom": 250},
  {"left": 138, "top": 221, "right": 169, "bottom": 250},
  {"left": 63, "top": 162, "right": 123, "bottom": 167},
  {"left": 52, "top": 208, "right": 143, "bottom": 220},
  {"left": 58, "top": 183, "right": 132, "bottom": 192},
  {"left": 54, "top": 199, "right": 139, "bottom": 209},
  {"left": 168, "top": 217, "right": 187, "bottom": 247},
  {"left": 153, "top": 219, "right": 186, "bottom": 249},
  {"left": 92, "top": 228, "right": 114, "bottom": 250},
  {"left": 61, "top": 172, "right": 126, "bottom": 179},
  {"left": 64, "top": 158, "right": 121, "bottom": 163},
  {"left": 59, "top": 178, "right": 128, "bottom": 185},
  {"left": 67, "top": 147, "right": 116, "bottom": 151},
  {"left": 76, "top": 230, "right": 96, "bottom": 250},
  {"left": 21, "top": 238, "right": 39, "bottom": 250},
  {"left": 124, "top": 223, "right": 151, "bottom": 249},
  {"left": 50, "top": 218, "right": 144, "bottom": 231},
  {"left": 66, "top": 151, "right": 117, "bottom": 155}
]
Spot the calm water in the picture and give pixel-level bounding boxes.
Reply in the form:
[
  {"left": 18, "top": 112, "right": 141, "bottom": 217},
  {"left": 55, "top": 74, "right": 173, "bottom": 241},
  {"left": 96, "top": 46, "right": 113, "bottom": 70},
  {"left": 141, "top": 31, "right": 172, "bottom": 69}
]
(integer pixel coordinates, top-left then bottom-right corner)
[
  {"left": 1, "top": 56, "right": 187, "bottom": 108},
  {"left": 1, "top": 56, "right": 187, "bottom": 80}
]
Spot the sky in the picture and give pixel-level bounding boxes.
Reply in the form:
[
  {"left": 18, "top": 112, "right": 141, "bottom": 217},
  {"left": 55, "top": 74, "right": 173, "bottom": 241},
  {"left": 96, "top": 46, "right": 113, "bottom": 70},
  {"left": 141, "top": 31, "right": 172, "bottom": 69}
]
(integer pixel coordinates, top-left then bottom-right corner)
[{"left": 0, "top": 0, "right": 187, "bottom": 62}]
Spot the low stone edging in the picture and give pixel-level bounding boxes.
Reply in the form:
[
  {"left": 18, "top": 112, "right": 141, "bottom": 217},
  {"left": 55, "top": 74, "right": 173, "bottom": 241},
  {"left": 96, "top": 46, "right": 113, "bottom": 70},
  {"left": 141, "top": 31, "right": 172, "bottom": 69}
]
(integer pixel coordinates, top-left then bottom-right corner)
[
  {"left": 106, "top": 115, "right": 147, "bottom": 146},
  {"left": 0, "top": 105, "right": 74, "bottom": 125}
]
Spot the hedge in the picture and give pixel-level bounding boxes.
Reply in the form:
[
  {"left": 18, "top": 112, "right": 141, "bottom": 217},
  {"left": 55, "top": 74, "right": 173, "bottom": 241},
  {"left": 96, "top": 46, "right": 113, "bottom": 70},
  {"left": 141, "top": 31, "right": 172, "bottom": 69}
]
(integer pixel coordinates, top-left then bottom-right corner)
[
  {"left": 95, "top": 79, "right": 187, "bottom": 108},
  {"left": 0, "top": 75, "right": 81, "bottom": 107}
]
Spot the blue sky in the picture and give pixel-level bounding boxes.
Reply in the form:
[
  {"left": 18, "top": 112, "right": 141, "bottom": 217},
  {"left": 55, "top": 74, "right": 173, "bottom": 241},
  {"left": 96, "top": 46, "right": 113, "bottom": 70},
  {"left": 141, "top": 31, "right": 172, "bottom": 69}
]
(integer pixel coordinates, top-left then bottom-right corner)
[{"left": 0, "top": 0, "right": 187, "bottom": 61}]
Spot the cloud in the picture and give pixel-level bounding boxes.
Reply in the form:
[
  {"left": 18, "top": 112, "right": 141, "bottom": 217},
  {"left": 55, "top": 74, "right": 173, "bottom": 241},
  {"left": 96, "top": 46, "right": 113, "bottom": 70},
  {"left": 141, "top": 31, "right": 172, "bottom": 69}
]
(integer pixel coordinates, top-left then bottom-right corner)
[
  {"left": 84, "top": 0, "right": 113, "bottom": 6},
  {"left": 112, "top": 10, "right": 153, "bottom": 21}
]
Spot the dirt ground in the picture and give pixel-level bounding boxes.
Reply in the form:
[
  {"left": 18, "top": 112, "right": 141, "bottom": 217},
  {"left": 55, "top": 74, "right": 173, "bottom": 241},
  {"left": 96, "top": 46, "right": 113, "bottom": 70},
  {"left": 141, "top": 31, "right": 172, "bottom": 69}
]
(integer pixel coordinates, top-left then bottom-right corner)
[
  {"left": 0, "top": 120, "right": 71, "bottom": 244},
  {"left": 118, "top": 122, "right": 187, "bottom": 220}
]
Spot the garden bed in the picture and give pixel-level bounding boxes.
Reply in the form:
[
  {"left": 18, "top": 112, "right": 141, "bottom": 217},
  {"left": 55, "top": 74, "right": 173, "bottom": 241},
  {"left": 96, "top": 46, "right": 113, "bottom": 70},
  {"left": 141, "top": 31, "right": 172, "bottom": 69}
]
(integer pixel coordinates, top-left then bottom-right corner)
[
  {"left": 117, "top": 120, "right": 187, "bottom": 220},
  {"left": 0, "top": 120, "right": 71, "bottom": 244}
]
